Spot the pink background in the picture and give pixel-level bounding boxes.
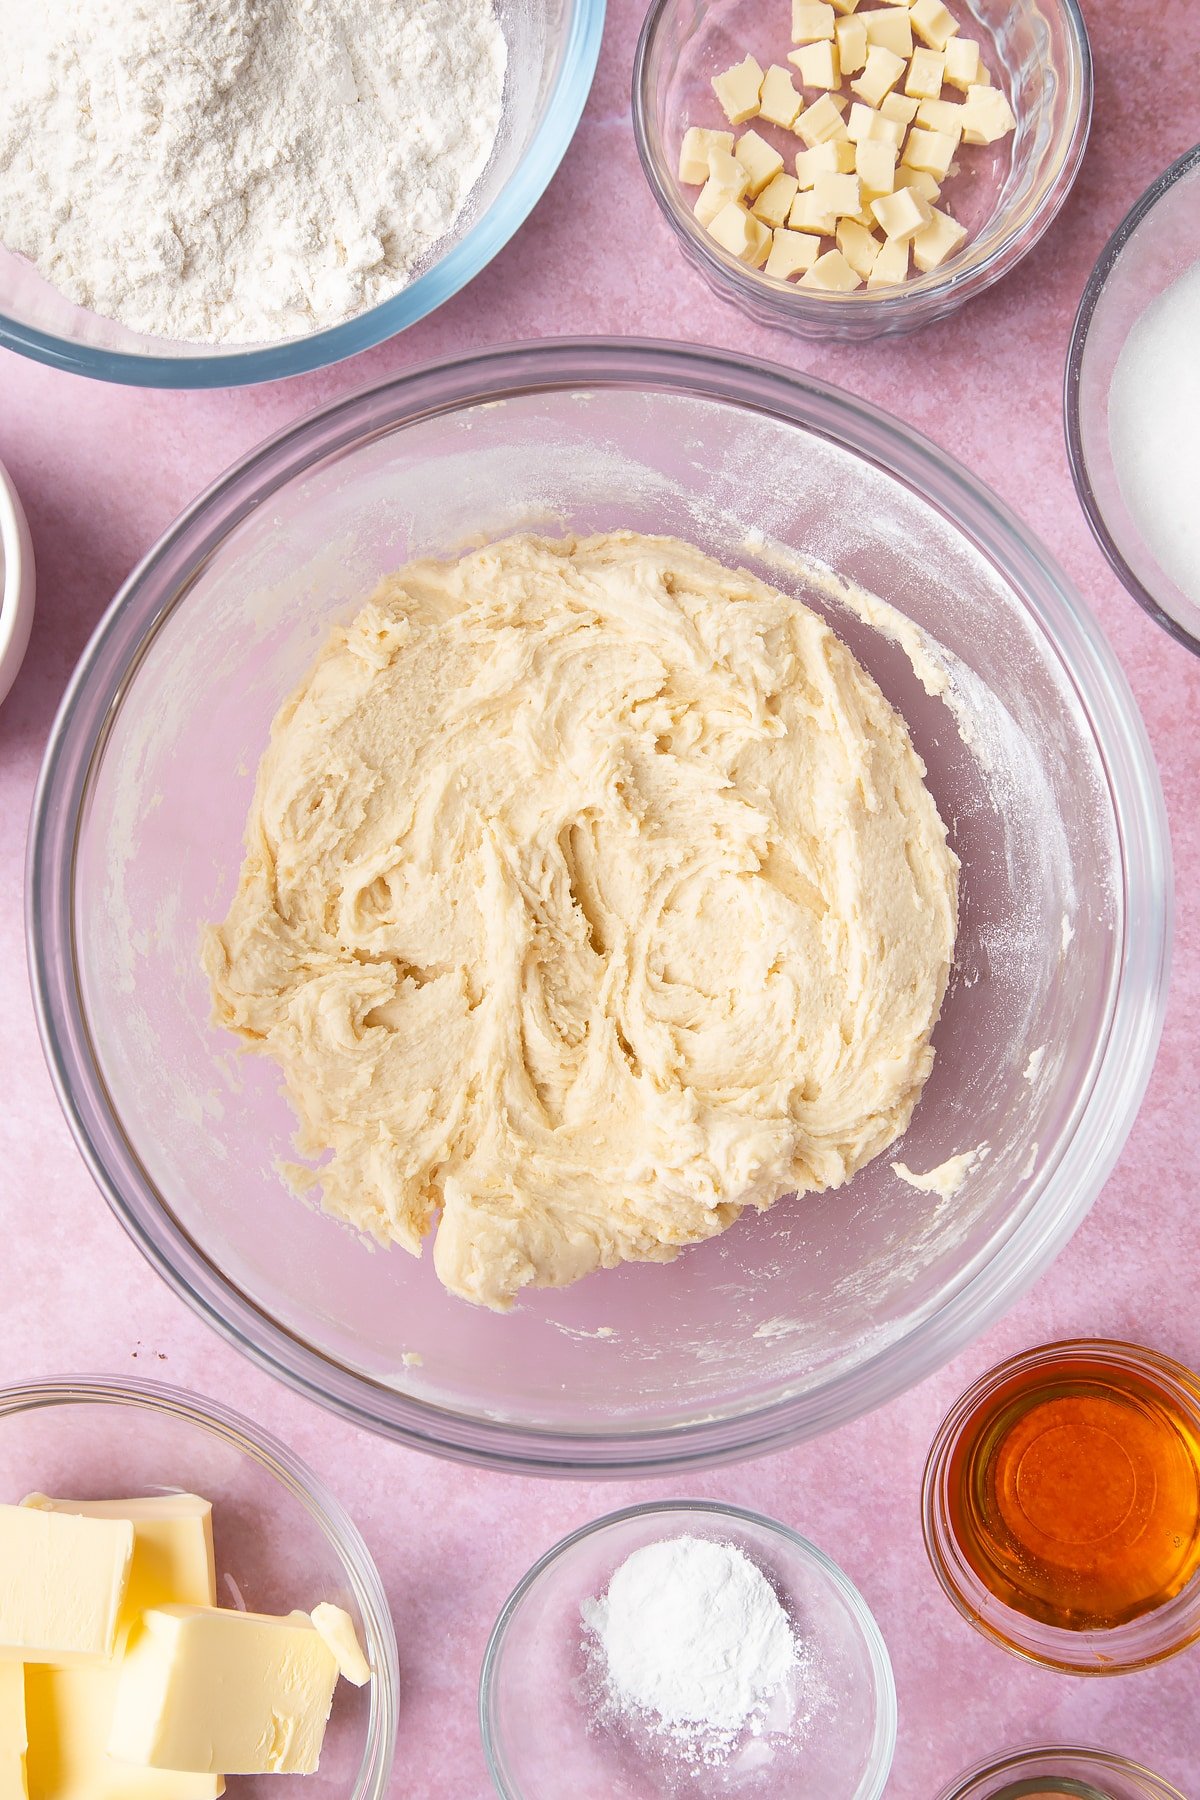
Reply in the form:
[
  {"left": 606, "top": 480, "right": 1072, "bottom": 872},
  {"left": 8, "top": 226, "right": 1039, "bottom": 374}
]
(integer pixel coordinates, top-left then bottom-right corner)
[{"left": 2, "top": 1, "right": 1199, "bottom": 1794}]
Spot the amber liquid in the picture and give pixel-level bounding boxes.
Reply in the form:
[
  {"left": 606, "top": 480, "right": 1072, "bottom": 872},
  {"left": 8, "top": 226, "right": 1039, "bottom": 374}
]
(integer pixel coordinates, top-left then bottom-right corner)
[{"left": 947, "top": 1351, "right": 1200, "bottom": 1631}]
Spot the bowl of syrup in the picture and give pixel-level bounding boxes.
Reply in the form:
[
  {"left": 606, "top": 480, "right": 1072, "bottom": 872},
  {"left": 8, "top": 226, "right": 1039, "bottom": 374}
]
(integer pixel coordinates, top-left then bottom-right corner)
[
  {"left": 935, "top": 1744, "right": 1187, "bottom": 1800},
  {"left": 922, "top": 1340, "right": 1200, "bottom": 1672}
]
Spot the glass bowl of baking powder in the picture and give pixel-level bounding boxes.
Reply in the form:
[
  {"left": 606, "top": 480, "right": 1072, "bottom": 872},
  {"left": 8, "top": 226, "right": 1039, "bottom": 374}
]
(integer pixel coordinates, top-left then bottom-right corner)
[{"left": 480, "top": 1500, "right": 896, "bottom": 1799}]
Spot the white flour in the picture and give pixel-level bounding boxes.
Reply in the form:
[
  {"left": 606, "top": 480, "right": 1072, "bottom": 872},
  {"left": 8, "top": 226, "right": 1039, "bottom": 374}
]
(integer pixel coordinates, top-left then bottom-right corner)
[
  {"left": 0, "top": 0, "right": 507, "bottom": 344},
  {"left": 581, "top": 1536, "right": 800, "bottom": 1767}
]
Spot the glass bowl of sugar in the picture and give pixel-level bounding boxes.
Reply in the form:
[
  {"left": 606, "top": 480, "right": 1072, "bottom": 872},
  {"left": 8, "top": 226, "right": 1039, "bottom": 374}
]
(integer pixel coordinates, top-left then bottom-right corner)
[
  {"left": 479, "top": 1499, "right": 896, "bottom": 1799},
  {"left": 1065, "top": 143, "right": 1200, "bottom": 654}
]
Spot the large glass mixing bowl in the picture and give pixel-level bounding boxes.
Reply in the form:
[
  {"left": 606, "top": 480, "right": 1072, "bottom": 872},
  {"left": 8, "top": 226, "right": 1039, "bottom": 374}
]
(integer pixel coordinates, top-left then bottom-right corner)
[
  {"left": 0, "top": 0, "right": 604, "bottom": 387},
  {"left": 28, "top": 340, "right": 1170, "bottom": 1474}
]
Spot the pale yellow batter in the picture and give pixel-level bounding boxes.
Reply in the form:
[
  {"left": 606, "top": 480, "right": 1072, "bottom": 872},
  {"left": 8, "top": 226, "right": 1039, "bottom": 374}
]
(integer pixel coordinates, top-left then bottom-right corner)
[{"left": 203, "top": 533, "right": 959, "bottom": 1311}]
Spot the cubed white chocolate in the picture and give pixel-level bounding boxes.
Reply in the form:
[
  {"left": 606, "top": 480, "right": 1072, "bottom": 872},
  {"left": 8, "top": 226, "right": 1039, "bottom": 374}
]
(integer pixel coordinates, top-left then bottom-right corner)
[
  {"left": 863, "top": 9, "right": 913, "bottom": 58},
  {"left": 847, "top": 102, "right": 905, "bottom": 148},
  {"left": 868, "top": 235, "right": 910, "bottom": 284},
  {"left": 707, "top": 145, "right": 752, "bottom": 194},
  {"left": 910, "top": 0, "right": 960, "bottom": 50},
  {"left": 813, "top": 170, "right": 862, "bottom": 217},
  {"left": 894, "top": 166, "right": 942, "bottom": 203},
  {"left": 759, "top": 64, "right": 803, "bottom": 128},
  {"left": 943, "top": 36, "right": 983, "bottom": 92},
  {"left": 835, "top": 16, "right": 868, "bottom": 74},
  {"left": 712, "top": 55, "right": 764, "bottom": 125},
  {"left": 960, "top": 83, "right": 1017, "bottom": 143},
  {"left": 799, "top": 247, "right": 862, "bottom": 290},
  {"left": 765, "top": 226, "right": 822, "bottom": 279},
  {"left": 694, "top": 174, "right": 745, "bottom": 226},
  {"left": 827, "top": 0, "right": 861, "bottom": 13},
  {"left": 789, "top": 189, "right": 838, "bottom": 233},
  {"left": 794, "top": 92, "right": 850, "bottom": 145},
  {"left": 752, "top": 170, "right": 801, "bottom": 227},
  {"left": 836, "top": 216, "right": 881, "bottom": 279},
  {"left": 678, "top": 126, "right": 735, "bottom": 185},
  {"left": 906, "top": 48, "right": 945, "bottom": 98},
  {"left": 912, "top": 203, "right": 967, "bottom": 270},
  {"left": 870, "top": 186, "right": 933, "bottom": 241},
  {"left": 707, "top": 199, "right": 772, "bottom": 266},
  {"left": 796, "top": 140, "right": 856, "bottom": 186},
  {"left": 879, "top": 91, "right": 920, "bottom": 124},
  {"left": 915, "top": 97, "right": 966, "bottom": 133},
  {"left": 902, "top": 125, "right": 959, "bottom": 177},
  {"left": 790, "top": 39, "right": 840, "bottom": 89},
  {"left": 850, "top": 44, "right": 906, "bottom": 106},
  {"left": 792, "top": 0, "right": 835, "bottom": 41},
  {"left": 854, "top": 137, "right": 898, "bottom": 196},
  {"left": 735, "top": 129, "right": 785, "bottom": 196}
]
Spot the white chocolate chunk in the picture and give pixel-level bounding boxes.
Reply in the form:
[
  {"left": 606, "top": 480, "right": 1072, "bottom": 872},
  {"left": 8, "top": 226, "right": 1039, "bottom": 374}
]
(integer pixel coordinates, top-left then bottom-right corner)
[
  {"left": 827, "top": 0, "right": 861, "bottom": 13},
  {"left": 836, "top": 216, "right": 881, "bottom": 278},
  {"left": 863, "top": 9, "right": 913, "bottom": 58},
  {"left": 707, "top": 145, "right": 752, "bottom": 195},
  {"left": 868, "top": 234, "right": 910, "bottom": 284},
  {"left": 847, "top": 102, "right": 904, "bottom": 148},
  {"left": 790, "top": 40, "right": 840, "bottom": 89},
  {"left": 835, "top": 16, "right": 868, "bottom": 74},
  {"left": 943, "top": 37, "right": 983, "bottom": 92},
  {"left": 708, "top": 199, "right": 772, "bottom": 266},
  {"left": 850, "top": 45, "right": 906, "bottom": 106},
  {"left": 905, "top": 48, "right": 945, "bottom": 98},
  {"left": 871, "top": 186, "right": 933, "bottom": 240},
  {"left": 879, "top": 91, "right": 920, "bottom": 125},
  {"left": 759, "top": 64, "right": 803, "bottom": 127},
  {"left": 765, "top": 226, "right": 822, "bottom": 279},
  {"left": 813, "top": 170, "right": 862, "bottom": 216},
  {"left": 854, "top": 138, "right": 897, "bottom": 196},
  {"left": 678, "top": 126, "right": 734, "bottom": 185},
  {"left": 799, "top": 247, "right": 862, "bottom": 290},
  {"left": 894, "top": 166, "right": 941, "bottom": 202},
  {"left": 735, "top": 129, "right": 785, "bottom": 196},
  {"left": 752, "top": 171, "right": 800, "bottom": 227},
  {"left": 792, "top": 0, "right": 835, "bottom": 41},
  {"left": 902, "top": 125, "right": 960, "bottom": 177},
  {"left": 789, "top": 189, "right": 837, "bottom": 233},
  {"left": 912, "top": 203, "right": 967, "bottom": 270},
  {"left": 915, "top": 97, "right": 966, "bottom": 133},
  {"left": 960, "top": 83, "right": 1017, "bottom": 144},
  {"left": 796, "top": 140, "right": 856, "bottom": 185},
  {"left": 712, "top": 55, "right": 764, "bottom": 125},
  {"left": 795, "top": 92, "right": 850, "bottom": 144},
  {"left": 910, "top": 0, "right": 960, "bottom": 50}
]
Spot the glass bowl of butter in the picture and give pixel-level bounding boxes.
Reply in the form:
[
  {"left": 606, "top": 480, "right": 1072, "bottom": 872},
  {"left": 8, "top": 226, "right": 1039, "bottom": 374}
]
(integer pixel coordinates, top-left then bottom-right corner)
[
  {"left": 935, "top": 1745, "right": 1189, "bottom": 1800},
  {"left": 0, "top": 1376, "right": 398, "bottom": 1798},
  {"left": 28, "top": 338, "right": 1169, "bottom": 1476},
  {"left": 634, "top": 0, "right": 1092, "bottom": 337}
]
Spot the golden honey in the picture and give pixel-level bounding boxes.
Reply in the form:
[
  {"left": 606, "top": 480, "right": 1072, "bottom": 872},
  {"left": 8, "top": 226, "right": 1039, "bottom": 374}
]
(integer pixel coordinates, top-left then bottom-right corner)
[{"left": 945, "top": 1347, "right": 1200, "bottom": 1632}]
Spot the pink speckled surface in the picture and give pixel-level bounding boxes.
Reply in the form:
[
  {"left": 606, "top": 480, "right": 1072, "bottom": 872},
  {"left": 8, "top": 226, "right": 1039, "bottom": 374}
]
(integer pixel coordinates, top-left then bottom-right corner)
[{"left": 1, "top": 2, "right": 1199, "bottom": 1795}]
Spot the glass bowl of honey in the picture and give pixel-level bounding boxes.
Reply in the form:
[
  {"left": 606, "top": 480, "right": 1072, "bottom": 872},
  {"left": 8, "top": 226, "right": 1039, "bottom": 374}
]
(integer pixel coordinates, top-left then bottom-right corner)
[
  {"left": 935, "top": 1744, "right": 1188, "bottom": 1800},
  {"left": 922, "top": 1340, "right": 1200, "bottom": 1673}
]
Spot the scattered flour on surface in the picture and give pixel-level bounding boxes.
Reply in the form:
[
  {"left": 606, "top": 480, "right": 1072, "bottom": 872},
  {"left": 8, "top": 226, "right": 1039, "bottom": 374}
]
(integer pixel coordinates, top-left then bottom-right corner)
[{"left": 0, "top": 0, "right": 507, "bottom": 343}]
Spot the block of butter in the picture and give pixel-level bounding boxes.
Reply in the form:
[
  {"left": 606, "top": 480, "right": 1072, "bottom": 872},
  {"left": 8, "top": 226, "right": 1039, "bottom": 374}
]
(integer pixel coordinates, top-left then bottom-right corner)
[
  {"left": 19, "top": 1494, "right": 222, "bottom": 1800},
  {"left": 109, "top": 1607, "right": 340, "bottom": 1776},
  {"left": 0, "top": 1662, "right": 26, "bottom": 1800},
  {"left": 0, "top": 1504, "right": 132, "bottom": 1662}
]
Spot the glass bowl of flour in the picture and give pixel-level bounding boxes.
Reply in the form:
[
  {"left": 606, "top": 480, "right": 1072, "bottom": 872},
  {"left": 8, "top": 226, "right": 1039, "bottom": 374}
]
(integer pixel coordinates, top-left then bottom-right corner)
[
  {"left": 1065, "top": 143, "right": 1200, "bottom": 654},
  {"left": 0, "top": 0, "right": 604, "bottom": 388},
  {"left": 480, "top": 1500, "right": 896, "bottom": 1798},
  {"left": 28, "top": 339, "right": 1169, "bottom": 1473}
]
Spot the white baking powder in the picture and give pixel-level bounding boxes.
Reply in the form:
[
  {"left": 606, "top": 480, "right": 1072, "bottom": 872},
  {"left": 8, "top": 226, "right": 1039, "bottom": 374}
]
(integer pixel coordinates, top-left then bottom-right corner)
[
  {"left": 0, "top": 0, "right": 507, "bottom": 345},
  {"left": 581, "top": 1535, "right": 800, "bottom": 1766},
  {"left": 1108, "top": 257, "right": 1200, "bottom": 609}
]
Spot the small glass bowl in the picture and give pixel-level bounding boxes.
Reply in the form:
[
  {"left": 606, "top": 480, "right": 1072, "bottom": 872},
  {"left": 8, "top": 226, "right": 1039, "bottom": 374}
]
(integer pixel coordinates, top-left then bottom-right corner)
[
  {"left": 922, "top": 1340, "right": 1200, "bottom": 1675},
  {"left": 479, "top": 1500, "right": 896, "bottom": 1798},
  {"left": 1064, "top": 143, "right": 1200, "bottom": 655},
  {"left": 935, "top": 1744, "right": 1189, "bottom": 1800},
  {"left": 0, "top": 455, "right": 35, "bottom": 706},
  {"left": 633, "top": 0, "right": 1092, "bottom": 339},
  {"left": 0, "top": 1375, "right": 399, "bottom": 1798}
]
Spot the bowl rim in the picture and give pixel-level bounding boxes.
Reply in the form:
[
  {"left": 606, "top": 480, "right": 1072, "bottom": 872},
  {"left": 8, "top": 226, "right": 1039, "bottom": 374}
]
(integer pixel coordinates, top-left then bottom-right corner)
[
  {"left": 933, "top": 1742, "right": 1189, "bottom": 1800},
  {"left": 1063, "top": 140, "right": 1200, "bottom": 658},
  {"left": 631, "top": 0, "right": 1093, "bottom": 332},
  {"left": 920, "top": 1338, "right": 1200, "bottom": 1675},
  {"left": 478, "top": 1497, "right": 897, "bottom": 1800},
  {"left": 0, "top": 0, "right": 606, "bottom": 390},
  {"left": 0, "top": 457, "right": 36, "bottom": 706},
  {"left": 26, "top": 335, "right": 1172, "bottom": 1476},
  {"left": 0, "top": 1372, "right": 400, "bottom": 1798}
]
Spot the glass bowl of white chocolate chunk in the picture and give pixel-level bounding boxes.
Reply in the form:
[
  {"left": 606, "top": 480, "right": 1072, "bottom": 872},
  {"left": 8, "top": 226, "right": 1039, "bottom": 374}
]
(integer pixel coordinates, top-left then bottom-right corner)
[
  {"left": 634, "top": 0, "right": 1092, "bottom": 336},
  {"left": 0, "top": 1376, "right": 397, "bottom": 1799}
]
